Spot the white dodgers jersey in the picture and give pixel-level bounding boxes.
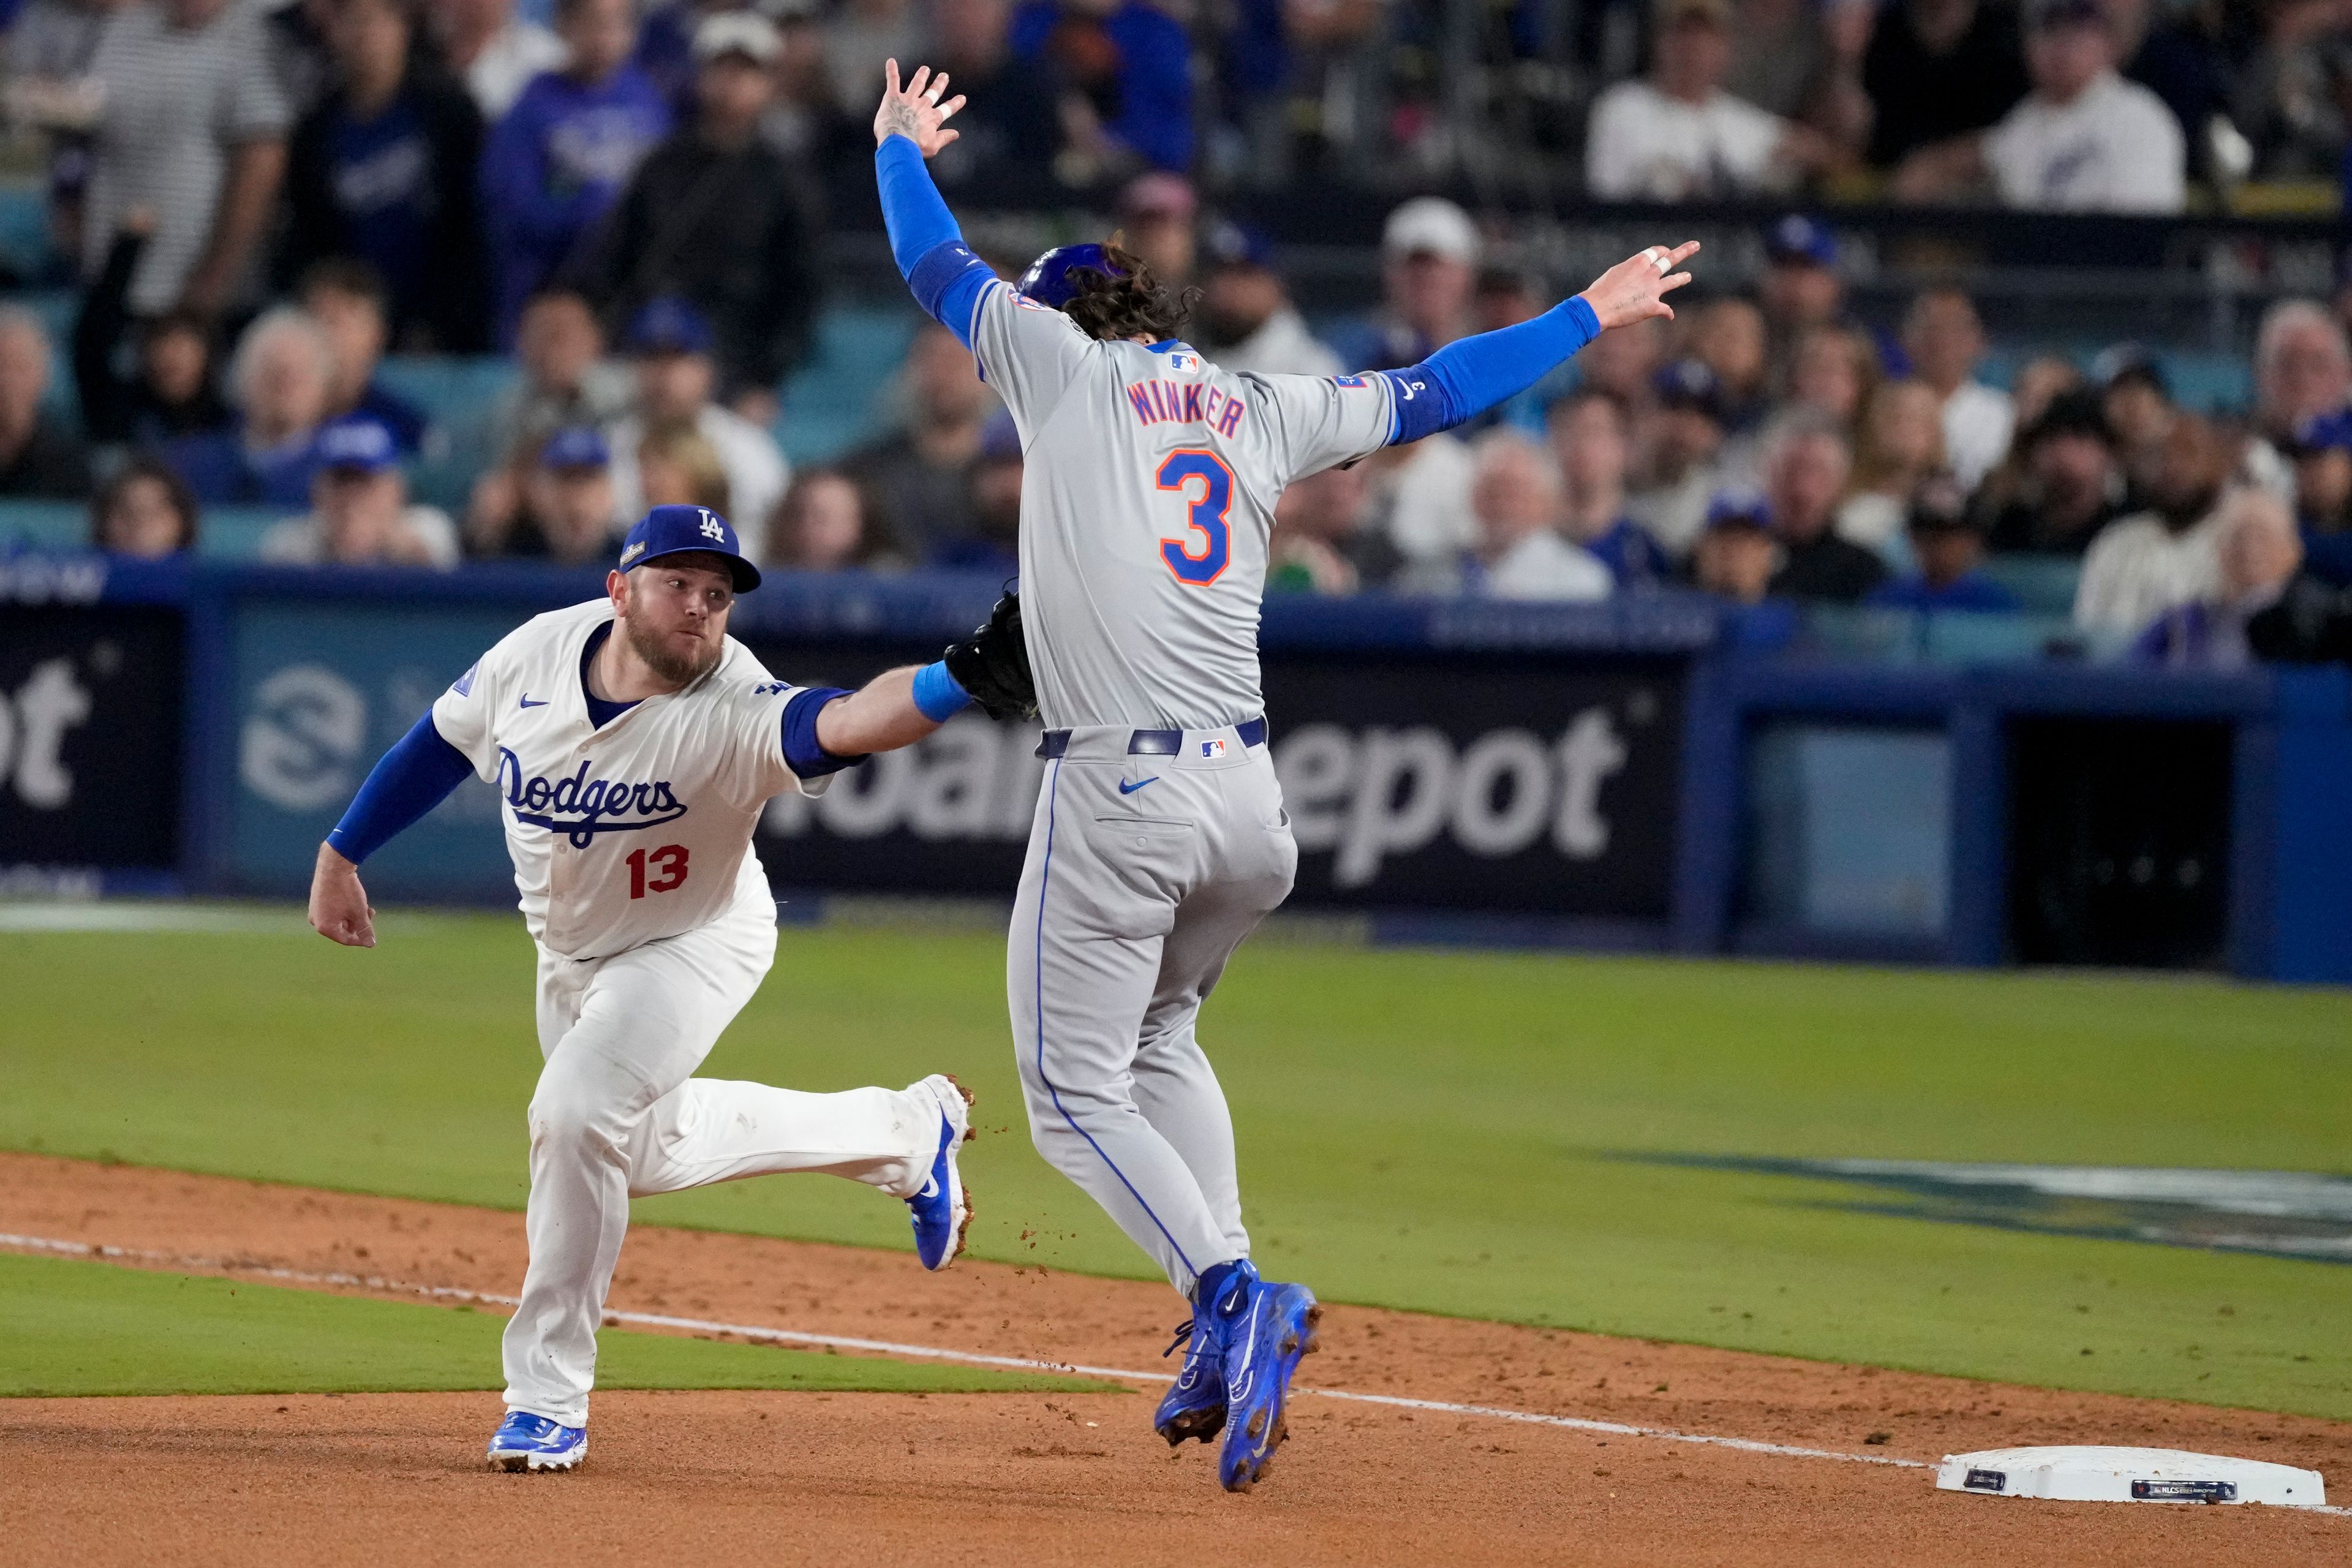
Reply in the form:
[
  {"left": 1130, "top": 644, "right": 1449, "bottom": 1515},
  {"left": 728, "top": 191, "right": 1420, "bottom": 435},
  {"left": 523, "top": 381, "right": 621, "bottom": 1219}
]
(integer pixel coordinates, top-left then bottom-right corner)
[
  {"left": 968, "top": 280, "right": 1398, "bottom": 730},
  {"left": 431, "top": 599, "right": 831, "bottom": 960}
]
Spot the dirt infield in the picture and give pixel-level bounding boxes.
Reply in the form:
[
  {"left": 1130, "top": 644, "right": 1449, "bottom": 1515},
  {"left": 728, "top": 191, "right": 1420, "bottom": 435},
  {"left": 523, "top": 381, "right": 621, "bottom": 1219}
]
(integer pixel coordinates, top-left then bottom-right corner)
[{"left": 1, "top": 1152, "right": 2346, "bottom": 1566}]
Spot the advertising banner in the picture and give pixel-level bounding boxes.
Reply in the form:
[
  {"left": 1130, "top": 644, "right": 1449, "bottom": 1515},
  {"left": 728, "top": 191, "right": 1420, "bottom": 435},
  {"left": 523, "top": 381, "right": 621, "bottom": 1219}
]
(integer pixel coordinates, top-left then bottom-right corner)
[
  {"left": 220, "top": 601, "right": 521, "bottom": 899},
  {"left": 751, "top": 640, "right": 1686, "bottom": 920},
  {"left": 0, "top": 604, "right": 183, "bottom": 886},
  {"left": 208, "top": 598, "right": 1687, "bottom": 922}
]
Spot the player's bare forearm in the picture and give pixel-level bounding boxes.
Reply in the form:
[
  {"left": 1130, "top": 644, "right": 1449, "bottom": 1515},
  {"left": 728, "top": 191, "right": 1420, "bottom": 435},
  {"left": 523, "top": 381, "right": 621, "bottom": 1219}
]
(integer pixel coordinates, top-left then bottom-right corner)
[
  {"left": 1576, "top": 241, "right": 1702, "bottom": 331},
  {"left": 308, "top": 842, "right": 377, "bottom": 948},
  {"left": 816, "top": 666, "right": 940, "bottom": 756},
  {"left": 872, "top": 61, "right": 965, "bottom": 156}
]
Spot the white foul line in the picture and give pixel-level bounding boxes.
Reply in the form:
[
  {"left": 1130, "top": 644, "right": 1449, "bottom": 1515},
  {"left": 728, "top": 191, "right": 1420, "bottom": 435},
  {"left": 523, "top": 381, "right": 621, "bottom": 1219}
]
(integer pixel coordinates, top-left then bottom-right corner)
[{"left": 7, "top": 1228, "right": 2346, "bottom": 1512}]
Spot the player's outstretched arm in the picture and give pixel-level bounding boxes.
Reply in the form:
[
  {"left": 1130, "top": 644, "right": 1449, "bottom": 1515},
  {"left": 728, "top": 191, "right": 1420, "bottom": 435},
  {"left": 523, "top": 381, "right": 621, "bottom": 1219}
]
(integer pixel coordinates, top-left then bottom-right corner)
[
  {"left": 813, "top": 666, "right": 948, "bottom": 758},
  {"left": 1380, "top": 241, "right": 1699, "bottom": 447},
  {"left": 872, "top": 61, "right": 993, "bottom": 349},
  {"left": 307, "top": 712, "right": 476, "bottom": 948},
  {"left": 809, "top": 589, "right": 1037, "bottom": 760}
]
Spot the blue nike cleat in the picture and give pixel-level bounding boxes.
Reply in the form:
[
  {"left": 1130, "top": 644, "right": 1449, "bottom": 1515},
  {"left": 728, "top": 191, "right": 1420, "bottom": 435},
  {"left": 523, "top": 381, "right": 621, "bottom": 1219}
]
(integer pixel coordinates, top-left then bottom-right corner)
[
  {"left": 1155, "top": 1259, "right": 1257, "bottom": 1447},
  {"left": 907, "top": 1074, "right": 974, "bottom": 1270},
  {"left": 486, "top": 1411, "right": 587, "bottom": 1472},
  {"left": 1216, "top": 1276, "right": 1321, "bottom": 1493}
]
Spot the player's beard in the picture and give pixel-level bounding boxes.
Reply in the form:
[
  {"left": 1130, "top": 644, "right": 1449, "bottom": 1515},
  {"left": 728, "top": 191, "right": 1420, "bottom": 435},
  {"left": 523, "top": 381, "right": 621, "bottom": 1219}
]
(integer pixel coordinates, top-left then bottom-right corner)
[{"left": 624, "top": 603, "right": 722, "bottom": 686}]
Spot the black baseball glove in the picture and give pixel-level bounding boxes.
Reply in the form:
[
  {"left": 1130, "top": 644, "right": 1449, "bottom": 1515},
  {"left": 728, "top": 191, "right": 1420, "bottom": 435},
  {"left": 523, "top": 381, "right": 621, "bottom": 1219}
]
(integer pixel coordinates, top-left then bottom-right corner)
[{"left": 942, "top": 588, "right": 1038, "bottom": 722}]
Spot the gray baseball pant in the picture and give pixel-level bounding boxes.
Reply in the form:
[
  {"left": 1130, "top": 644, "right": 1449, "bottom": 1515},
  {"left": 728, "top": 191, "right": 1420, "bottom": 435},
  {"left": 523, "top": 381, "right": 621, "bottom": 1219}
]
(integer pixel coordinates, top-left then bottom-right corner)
[{"left": 1008, "top": 721, "right": 1297, "bottom": 1298}]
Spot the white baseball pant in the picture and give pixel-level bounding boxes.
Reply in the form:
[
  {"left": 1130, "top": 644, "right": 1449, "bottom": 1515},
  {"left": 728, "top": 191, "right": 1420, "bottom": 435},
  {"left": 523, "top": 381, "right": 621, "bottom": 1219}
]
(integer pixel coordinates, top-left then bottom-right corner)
[
  {"left": 1008, "top": 722, "right": 1297, "bottom": 1299},
  {"left": 503, "top": 865, "right": 941, "bottom": 1427}
]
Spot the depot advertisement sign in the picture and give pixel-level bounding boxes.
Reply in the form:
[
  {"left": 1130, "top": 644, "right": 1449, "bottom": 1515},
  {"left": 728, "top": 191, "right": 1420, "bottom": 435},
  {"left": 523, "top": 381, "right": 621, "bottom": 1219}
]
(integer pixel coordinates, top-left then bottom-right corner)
[
  {"left": 209, "top": 605, "right": 1683, "bottom": 919},
  {"left": 0, "top": 605, "right": 183, "bottom": 877},
  {"left": 755, "top": 643, "right": 1684, "bottom": 920}
]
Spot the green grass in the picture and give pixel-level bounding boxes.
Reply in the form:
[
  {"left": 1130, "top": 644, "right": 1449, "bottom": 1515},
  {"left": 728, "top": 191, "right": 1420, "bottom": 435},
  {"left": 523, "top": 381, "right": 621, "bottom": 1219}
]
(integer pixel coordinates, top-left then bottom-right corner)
[
  {"left": 1, "top": 911, "right": 2348, "bottom": 1417},
  {"left": 0, "top": 1250, "right": 1112, "bottom": 1398}
]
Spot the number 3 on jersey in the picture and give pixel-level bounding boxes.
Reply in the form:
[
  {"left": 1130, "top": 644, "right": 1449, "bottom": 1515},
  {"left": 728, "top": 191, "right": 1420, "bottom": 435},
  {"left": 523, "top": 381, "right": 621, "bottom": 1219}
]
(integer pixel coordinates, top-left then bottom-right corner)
[
  {"left": 1156, "top": 450, "right": 1233, "bottom": 586},
  {"left": 625, "top": 844, "right": 688, "bottom": 899}
]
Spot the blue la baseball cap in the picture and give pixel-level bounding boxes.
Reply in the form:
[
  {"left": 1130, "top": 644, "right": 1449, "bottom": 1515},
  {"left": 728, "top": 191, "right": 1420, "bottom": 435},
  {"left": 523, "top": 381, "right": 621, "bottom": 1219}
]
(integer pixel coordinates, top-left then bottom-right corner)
[
  {"left": 1765, "top": 213, "right": 1837, "bottom": 269},
  {"left": 625, "top": 296, "right": 714, "bottom": 356},
  {"left": 1017, "top": 243, "right": 1121, "bottom": 311},
  {"left": 315, "top": 413, "right": 400, "bottom": 473},
  {"left": 540, "top": 424, "right": 610, "bottom": 471},
  {"left": 617, "top": 503, "right": 761, "bottom": 592},
  {"left": 1703, "top": 485, "right": 1773, "bottom": 532},
  {"left": 1654, "top": 358, "right": 1727, "bottom": 421},
  {"left": 1203, "top": 219, "right": 1275, "bottom": 272}
]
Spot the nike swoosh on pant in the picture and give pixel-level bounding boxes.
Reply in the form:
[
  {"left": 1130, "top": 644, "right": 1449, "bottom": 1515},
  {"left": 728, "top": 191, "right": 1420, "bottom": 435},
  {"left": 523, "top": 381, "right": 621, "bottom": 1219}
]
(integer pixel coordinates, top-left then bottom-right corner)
[{"left": 1117, "top": 777, "right": 1159, "bottom": 795}]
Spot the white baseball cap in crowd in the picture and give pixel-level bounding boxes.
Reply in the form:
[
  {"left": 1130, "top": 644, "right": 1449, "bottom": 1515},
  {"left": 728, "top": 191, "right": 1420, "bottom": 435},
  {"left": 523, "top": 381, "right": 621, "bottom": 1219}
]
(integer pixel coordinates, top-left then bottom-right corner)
[
  {"left": 693, "top": 11, "right": 780, "bottom": 64},
  {"left": 1382, "top": 197, "right": 1480, "bottom": 266}
]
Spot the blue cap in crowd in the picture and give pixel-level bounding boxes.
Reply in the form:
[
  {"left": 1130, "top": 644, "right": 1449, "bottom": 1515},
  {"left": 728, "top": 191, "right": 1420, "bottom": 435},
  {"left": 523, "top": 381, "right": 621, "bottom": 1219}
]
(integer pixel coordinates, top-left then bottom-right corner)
[
  {"left": 625, "top": 296, "right": 714, "bottom": 356},
  {"left": 2292, "top": 409, "right": 2352, "bottom": 456},
  {"left": 617, "top": 503, "right": 761, "bottom": 592},
  {"left": 540, "top": 425, "right": 610, "bottom": 471},
  {"left": 315, "top": 415, "right": 400, "bottom": 474},
  {"left": 1203, "top": 219, "right": 1275, "bottom": 272},
  {"left": 1704, "top": 486, "right": 1773, "bottom": 532},
  {"left": 1654, "top": 358, "right": 1727, "bottom": 421},
  {"left": 1765, "top": 214, "right": 1837, "bottom": 269}
]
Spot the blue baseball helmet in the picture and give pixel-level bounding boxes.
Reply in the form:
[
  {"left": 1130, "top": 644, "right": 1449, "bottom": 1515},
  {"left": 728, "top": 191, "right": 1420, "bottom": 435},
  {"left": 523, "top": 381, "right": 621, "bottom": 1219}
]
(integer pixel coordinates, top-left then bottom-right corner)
[{"left": 1016, "top": 243, "right": 1123, "bottom": 311}]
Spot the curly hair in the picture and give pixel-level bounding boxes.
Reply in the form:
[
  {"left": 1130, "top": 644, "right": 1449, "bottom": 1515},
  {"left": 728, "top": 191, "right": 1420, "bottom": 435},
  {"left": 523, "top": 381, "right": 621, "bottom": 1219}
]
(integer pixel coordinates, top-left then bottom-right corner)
[{"left": 1060, "top": 238, "right": 1198, "bottom": 345}]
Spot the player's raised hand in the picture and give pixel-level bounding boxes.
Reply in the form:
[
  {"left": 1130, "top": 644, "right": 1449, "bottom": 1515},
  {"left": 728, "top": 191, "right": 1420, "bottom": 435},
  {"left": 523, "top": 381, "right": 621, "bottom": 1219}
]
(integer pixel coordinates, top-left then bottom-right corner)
[
  {"left": 309, "top": 842, "right": 377, "bottom": 948},
  {"left": 1577, "top": 242, "right": 1702, "bottom": 331},
  {"left": 873, "top": 60, "right": 965, "bottom": 156}
]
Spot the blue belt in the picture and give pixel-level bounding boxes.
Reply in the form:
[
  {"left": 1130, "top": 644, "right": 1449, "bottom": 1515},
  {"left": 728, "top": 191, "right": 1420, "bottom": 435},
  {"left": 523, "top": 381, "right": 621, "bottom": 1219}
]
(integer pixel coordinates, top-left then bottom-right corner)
[{"left": 1036, "top": 715, "right": 1268, "bottom": 760}]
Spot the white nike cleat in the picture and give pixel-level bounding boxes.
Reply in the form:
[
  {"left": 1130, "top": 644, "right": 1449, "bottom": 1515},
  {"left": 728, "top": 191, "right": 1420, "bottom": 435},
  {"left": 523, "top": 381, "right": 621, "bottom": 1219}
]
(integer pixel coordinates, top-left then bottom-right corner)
[{"left": 906, "top": 1074, "right": 974, "bottom": 1270}]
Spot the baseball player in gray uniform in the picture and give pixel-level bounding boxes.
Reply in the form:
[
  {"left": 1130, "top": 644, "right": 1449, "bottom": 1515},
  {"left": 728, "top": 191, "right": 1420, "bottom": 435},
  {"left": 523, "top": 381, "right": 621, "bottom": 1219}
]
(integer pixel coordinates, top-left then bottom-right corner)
[{"left": 872, "top": 61, "right": 1698, "bottom": 1492}]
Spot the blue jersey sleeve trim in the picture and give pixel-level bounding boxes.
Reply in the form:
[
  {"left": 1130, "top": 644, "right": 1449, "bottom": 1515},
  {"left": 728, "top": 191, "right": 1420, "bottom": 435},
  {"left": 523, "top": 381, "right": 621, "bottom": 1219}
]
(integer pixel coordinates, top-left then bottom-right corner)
[
  {"left": 876, "top": 137, "right": 991, "bottom": 347},
  {"left": 878, "top": 136, "right": 962, "bottom": 274},
  {"left": 781, "top": 686, "right": 865, "bottom": 779},
  {"left": 1381, "top": 295, "right": 1604, "bottom": 445},
  {"left": 326, "top": 711, "right": 474, "bottom": 865},
  {"left": 907, "top": 241, "right": 995, "bottom": 349}
]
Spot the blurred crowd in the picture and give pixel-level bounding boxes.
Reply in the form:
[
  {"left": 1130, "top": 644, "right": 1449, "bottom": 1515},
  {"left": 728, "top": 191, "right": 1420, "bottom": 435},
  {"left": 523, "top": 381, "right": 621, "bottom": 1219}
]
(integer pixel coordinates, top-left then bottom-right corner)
[{"left": 3, "top": 0, "right": 2352, "bottom": 667}]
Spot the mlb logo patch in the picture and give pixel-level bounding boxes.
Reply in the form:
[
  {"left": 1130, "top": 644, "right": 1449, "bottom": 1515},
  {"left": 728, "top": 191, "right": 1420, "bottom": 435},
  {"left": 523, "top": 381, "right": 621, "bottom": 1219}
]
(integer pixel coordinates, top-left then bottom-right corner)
[
  {"left": 1334, "top": 374, "right": 1369, "bottom": 388},
  {"left": 1200, "top": 737, "right": 1227, "bottom": 758},
  {"left": 1167, "top": 351, "right": 1203, "bottom": 374},
  {"left": 1014, "top": 295, "right": 1053, "bottom": 313}
]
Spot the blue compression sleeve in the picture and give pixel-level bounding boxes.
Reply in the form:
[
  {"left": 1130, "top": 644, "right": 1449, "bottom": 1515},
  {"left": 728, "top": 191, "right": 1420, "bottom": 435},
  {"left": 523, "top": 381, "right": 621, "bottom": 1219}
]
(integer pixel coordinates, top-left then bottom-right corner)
[
  {"left": 910, "top": 660, "right": 973, "bottom": 722},
  {"left": 877, "top": 135, "right": 993, "bottom": 347},
  {"left": 1379, "top": 295, "right": 1602, "bottom": 445},
  {"left": 325, "top": 712, "right": 473, "bottom": 865},
  {"left": 781, "top": 686, "right": 865, "bottom": 778}
]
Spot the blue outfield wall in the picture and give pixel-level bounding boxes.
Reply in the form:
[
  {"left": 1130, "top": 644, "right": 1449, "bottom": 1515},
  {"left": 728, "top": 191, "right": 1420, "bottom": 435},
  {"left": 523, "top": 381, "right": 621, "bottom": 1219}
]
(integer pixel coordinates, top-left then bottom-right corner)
[{"left": 1, "top": 551, "right": 2346, "bottom": 984}]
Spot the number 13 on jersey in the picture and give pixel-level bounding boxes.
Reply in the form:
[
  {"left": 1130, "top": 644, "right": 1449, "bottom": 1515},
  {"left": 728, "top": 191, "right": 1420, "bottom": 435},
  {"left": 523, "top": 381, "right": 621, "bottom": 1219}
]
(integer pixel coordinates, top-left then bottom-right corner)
[{"left": 1156, "top": 449, "right": 1234, "bottom": 586}]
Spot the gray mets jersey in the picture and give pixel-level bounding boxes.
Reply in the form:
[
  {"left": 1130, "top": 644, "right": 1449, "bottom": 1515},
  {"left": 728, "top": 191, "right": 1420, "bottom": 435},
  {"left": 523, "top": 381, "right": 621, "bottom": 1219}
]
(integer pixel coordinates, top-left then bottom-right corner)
[{"left": 971, "top": 279, "right": 1397, "bottom": 729}]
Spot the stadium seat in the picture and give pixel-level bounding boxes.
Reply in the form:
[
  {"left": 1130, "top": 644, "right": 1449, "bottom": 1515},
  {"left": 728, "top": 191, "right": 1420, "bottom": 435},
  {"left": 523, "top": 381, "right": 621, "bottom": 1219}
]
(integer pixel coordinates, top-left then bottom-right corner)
[
  {"left": 1977, "top": 557, "right": 2084, "bottom": 615},
  {"left": 773, "top": 307, "right": 921, "bottom": 464},
  {"left": 0, "top": 497, "right": 297, "bottom": 559}
]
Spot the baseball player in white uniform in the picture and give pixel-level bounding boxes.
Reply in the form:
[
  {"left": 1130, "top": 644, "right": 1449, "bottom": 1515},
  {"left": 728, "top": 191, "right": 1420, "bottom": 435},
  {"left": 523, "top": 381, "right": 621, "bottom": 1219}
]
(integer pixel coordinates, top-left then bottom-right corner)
[
  {"left": 306, "top": 503, "right": 1035, "bottom": 1473},
  {"left": 871, "top": 62, "right": 1699, "bottom": 1491}
]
